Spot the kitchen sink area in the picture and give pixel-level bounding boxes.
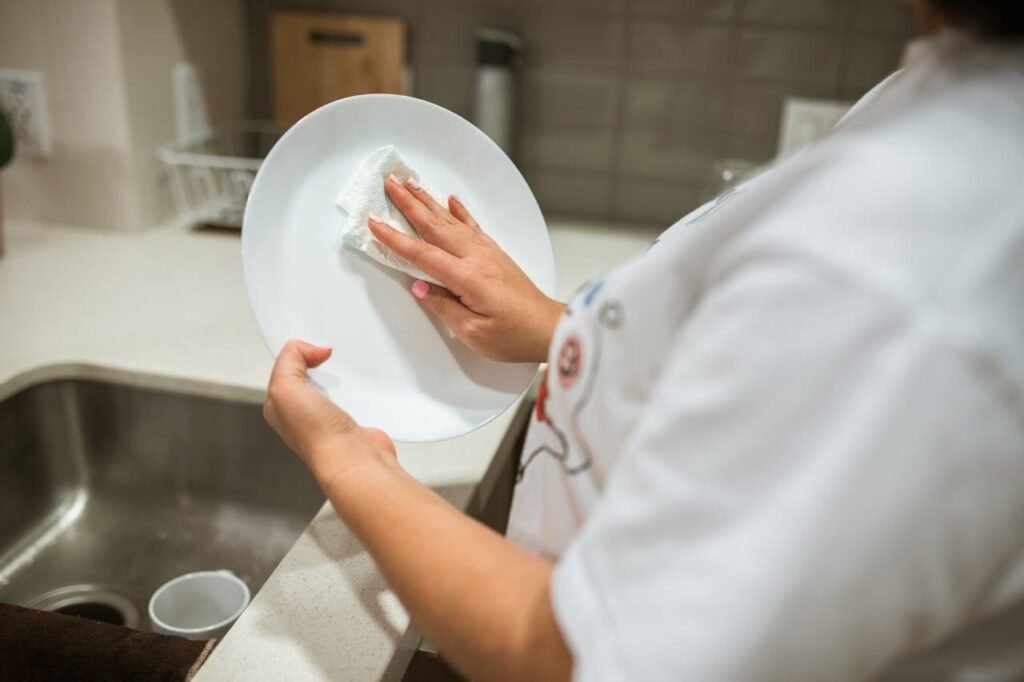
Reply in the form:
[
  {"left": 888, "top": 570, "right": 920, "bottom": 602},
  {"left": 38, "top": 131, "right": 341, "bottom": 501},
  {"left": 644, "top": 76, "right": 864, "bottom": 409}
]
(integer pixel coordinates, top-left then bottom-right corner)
[
  {"left": 0, "top": 374, "right": 324, "bottom": 633},
  {"left": 0, "top": 210, "right": 654, "bottom": 678}
]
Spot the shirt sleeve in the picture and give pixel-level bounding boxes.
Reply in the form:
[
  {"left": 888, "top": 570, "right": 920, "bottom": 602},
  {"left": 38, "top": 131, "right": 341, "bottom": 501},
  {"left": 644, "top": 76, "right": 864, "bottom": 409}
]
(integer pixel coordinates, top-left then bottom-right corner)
[{"left": 551, "top": 257, "right": 1024, "bottom": 682}]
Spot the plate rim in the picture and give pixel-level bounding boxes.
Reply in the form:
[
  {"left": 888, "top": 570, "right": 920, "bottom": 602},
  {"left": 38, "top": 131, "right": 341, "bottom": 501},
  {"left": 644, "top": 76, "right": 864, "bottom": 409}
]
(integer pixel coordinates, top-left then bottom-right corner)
[{"left": 240, "top": 93, "right": 552, "bottom": 443}]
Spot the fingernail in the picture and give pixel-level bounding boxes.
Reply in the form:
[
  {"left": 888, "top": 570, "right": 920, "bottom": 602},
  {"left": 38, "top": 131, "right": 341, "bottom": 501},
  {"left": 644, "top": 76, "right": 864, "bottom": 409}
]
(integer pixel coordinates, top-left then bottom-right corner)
[
  {"left": 405, "top": 177, "right": 421, "bottom": 191},
  {"left": 411, "top": 280, "right": 429, "bottom": 299},
  {"left": 368, "top": 213, "right": 382, "bottom": 225},
  {"left": 450, "top": 194, "right": 462, "bottom": 206},
  {"left": 387, "top": 173, "right": 402, "bottom": 185}
]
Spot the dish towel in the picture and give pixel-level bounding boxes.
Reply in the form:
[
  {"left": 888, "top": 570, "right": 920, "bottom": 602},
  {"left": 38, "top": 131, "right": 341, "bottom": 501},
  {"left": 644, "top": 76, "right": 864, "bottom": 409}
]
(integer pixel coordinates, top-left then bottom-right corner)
[
  {"left": 0, "top": 602, "right": 216, "bottom": 681},
  {"left": 336, "top": 145, "right": 445, "bottom": 284}
]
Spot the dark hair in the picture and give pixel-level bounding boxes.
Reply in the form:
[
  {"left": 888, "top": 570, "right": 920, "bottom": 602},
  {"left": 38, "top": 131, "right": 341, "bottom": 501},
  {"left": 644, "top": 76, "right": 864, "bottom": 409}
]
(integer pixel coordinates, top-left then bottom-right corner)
[{"left": 928, "top": 1, "right": 1024, "bottom": 40}]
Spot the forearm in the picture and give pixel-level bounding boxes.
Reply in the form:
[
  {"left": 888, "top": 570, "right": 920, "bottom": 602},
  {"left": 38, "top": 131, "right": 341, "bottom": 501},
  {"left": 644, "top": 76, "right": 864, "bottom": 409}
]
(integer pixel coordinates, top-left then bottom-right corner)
[{"left": 316, "top": 452, "right": 571, "bottom": 682}]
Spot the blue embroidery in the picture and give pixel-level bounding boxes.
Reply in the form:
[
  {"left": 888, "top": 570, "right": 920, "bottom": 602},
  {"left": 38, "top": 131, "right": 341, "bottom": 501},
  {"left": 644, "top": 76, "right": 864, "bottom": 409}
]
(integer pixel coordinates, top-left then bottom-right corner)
[{"left": 583, "top": 279, "right": 605, "bottom": 307}]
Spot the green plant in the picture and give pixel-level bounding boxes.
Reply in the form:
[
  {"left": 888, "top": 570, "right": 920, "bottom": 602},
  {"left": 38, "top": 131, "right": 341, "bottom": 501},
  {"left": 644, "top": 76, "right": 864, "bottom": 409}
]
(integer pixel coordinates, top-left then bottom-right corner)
[{"left": 0, "top": 108, "right": 15, "bottom": 170}]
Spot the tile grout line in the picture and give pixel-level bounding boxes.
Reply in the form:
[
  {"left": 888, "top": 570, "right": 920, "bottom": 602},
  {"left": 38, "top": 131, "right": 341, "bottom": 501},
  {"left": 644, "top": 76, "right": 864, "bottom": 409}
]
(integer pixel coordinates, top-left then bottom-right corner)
[
  {"left": 719, "top": 0, "right": 746, "bottom": 165},
  {"left": 833, "top": 0, "right": 858, "bottom": 99},
  {"left": 605, "top": 0, "right": 634, "bottom": 223}
]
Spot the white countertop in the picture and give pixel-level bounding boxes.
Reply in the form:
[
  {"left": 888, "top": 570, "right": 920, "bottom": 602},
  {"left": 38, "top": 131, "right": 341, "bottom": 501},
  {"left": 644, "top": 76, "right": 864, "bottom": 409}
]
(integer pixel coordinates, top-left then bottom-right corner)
[{"left": 0, "top": 217, "right": 661, "bottom": 680}]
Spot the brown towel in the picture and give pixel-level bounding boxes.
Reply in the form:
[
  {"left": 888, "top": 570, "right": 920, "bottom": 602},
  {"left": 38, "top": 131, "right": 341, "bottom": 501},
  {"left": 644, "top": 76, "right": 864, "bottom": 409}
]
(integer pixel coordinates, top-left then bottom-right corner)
[{"left": 0, "top": 602, "right": 216, "bottom": 681}]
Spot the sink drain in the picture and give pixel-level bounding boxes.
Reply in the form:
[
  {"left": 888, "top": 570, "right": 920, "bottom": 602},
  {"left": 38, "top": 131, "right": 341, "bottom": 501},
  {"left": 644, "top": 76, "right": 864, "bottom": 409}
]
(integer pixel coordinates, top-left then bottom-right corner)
[{"left": 27, "top": 585, "right": 139, "bottom": 629}]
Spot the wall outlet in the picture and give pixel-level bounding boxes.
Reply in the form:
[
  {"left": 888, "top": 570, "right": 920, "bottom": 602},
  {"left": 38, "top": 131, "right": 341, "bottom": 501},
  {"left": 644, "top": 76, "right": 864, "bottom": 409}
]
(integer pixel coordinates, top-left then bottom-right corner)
[
  {"left": 0, "top": 69, "right": 52, "bottom": 158},
  {"left": 778, "top": 98, "right": 852, "bottom": 158}
]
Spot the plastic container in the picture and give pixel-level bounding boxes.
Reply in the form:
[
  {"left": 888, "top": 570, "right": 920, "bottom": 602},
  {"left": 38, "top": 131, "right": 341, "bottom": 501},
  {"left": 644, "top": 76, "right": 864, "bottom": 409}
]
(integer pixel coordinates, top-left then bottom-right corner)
[{"left": 148, "top": 570, "right": 250, "bottom": 640}]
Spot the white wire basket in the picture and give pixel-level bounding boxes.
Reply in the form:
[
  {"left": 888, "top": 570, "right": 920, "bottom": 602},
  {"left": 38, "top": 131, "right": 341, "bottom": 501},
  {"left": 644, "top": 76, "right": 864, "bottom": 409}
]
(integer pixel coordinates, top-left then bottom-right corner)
[{"left": 159, "top": 121, "right": 282, "bottom": 228}]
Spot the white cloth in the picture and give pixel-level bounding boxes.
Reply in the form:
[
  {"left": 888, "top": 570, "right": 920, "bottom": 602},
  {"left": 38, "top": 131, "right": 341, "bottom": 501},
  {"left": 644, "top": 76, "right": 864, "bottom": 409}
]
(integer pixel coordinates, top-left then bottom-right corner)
[
  {"left": 506, "top": 31, "right": 1024, "bottom": 681},
  {"left": 335, "top": 145, "right": 445, "bottom": 284}
]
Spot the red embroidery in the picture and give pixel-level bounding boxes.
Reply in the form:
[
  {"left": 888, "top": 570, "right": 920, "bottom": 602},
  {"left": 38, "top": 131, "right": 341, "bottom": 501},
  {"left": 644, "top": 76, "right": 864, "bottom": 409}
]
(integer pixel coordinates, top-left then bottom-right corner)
[
  {"left": 535, "top": 367, "right": 551, "bottom": 422},
  {"left": 557, "top": 334, "right": 582, "bottom": 388}
]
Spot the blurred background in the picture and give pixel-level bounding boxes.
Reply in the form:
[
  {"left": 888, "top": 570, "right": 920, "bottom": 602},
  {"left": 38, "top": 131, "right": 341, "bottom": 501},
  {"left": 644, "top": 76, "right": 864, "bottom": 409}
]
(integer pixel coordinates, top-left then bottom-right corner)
[{"left": 0, "top": 0, "right": 918, "bottom": 234}]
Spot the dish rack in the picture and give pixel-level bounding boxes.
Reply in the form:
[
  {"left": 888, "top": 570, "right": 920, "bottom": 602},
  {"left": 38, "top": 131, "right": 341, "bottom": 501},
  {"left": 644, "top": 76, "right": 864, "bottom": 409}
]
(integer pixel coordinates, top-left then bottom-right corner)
[{"left": 159, "top": 121, "right": 282, "bottom": 228}]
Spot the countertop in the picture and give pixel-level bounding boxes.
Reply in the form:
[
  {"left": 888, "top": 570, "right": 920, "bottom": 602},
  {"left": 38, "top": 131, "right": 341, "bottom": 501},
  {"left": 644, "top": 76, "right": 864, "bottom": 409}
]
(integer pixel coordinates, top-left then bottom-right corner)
[{"left": 0, "top": 217, "right": 661, "bottom": 680}]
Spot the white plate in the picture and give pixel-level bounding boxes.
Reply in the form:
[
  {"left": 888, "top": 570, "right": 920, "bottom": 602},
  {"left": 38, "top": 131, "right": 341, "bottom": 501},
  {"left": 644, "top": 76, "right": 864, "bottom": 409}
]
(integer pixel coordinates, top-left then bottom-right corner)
[{"left": 242, "top": 95, "right": 555, "bottom": 442}]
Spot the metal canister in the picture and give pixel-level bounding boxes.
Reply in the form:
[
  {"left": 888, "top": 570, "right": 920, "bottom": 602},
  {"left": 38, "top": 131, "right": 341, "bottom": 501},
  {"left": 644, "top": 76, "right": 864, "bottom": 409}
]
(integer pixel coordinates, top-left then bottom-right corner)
[{"left": 473, "top": 28, "right": 524, "bottom": 158}]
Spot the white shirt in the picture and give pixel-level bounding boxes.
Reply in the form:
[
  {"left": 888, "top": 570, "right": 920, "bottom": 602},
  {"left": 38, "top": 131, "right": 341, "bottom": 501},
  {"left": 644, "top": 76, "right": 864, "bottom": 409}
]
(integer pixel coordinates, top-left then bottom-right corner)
[{"left": 506, "top": 31, "right": 1024, "bottom": 681}]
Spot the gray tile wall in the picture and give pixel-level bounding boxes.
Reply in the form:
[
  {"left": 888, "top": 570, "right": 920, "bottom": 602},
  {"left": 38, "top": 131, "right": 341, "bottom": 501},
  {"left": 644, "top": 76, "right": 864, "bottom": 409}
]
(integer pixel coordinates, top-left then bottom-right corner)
[{"left": 244, "top": 0, "right": 918, "bottom": 225}]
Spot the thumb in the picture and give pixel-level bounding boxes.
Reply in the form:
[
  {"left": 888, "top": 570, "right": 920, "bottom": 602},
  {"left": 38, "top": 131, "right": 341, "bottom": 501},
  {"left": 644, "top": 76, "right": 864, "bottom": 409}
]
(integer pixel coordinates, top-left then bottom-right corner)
[
  {"left": 274, "top": 339, "right": 332, "bottom": 382},
  {"left": 411, "top": 280, "right": 476, "bottom": 333},
  {"left": 293, "top": 339, "right": 332, "bottom": 368}
]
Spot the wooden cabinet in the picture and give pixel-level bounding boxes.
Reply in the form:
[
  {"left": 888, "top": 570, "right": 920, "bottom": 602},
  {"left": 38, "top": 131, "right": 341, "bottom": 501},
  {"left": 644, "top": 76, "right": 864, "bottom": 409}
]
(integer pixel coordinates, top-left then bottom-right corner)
[{"left": 271, "top": 12, "right": 406, "bottom": 125}]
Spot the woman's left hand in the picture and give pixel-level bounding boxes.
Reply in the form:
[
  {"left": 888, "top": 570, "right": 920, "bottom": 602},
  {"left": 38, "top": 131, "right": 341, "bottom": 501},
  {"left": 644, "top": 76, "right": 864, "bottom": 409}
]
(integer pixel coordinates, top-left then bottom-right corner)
[
  {"left": 263, "top": 339, "right": 396, "bottom": 485},
  {"left": 263, "top": 339, "right": 571, "bottom": 682}
]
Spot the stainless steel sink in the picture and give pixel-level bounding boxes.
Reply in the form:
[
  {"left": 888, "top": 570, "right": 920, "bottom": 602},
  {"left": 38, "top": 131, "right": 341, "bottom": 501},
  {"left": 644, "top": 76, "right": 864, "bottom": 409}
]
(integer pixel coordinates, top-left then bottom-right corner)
[{"left": 0, "top": 374, "right": 324, "bottom": 632}]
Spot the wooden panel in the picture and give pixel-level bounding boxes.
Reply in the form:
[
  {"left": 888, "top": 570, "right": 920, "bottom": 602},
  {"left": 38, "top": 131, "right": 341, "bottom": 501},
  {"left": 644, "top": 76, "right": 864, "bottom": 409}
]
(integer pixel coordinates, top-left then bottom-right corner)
[{"left": 271, "top": 12, "right": 406, "bottom": 126}]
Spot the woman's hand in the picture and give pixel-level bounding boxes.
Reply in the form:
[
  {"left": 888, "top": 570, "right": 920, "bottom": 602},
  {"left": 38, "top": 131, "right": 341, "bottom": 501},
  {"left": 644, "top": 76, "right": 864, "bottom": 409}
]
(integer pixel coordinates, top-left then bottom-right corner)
[
  {"left": 263, "top": 339, "right": 396, "bottom": 487},
  {"left": 368, "top": 174, "right": 564, "bottom": 364},
  {"left": 263, "top": 340, "right": 572, "bottom": 682}
]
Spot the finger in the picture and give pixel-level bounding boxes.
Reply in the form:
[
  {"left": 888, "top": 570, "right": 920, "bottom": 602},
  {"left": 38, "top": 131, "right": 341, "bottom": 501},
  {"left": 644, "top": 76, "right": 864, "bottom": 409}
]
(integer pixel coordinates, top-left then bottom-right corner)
[
  {"left": 398, "top": 175, "right": 447, "bottom": 217},
  {"left": 410, "top": 279, "right": 479, "bottom": 334},
  {"left": 368, "top": 218, "right": 467, "bottom": 292},
  {"left": 448, "top": 195, "right": 480, "bottom": 232},
  {"left": 385, "top": 175, "right": 472, "bottom": 256},
  {"left": 293, "top": 340, "right": 332, "bottom": 368},
  {"left": 273, "top": 339, "right": 331, "bottom": 383}
]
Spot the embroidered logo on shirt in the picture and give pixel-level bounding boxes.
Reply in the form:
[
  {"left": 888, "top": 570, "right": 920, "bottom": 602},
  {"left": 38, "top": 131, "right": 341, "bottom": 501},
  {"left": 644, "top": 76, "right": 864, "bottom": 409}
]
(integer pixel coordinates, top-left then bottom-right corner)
[
  {"left": 557, "top": 334, "right": 582, "bottom": 388},
  {"left": 517, "top": 286, "right": 625, "bottom": 483}
]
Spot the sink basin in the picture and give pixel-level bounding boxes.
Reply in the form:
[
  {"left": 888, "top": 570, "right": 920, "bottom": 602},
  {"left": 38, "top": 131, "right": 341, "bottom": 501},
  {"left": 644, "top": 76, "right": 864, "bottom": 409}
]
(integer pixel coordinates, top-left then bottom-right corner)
[{"left": 0, "top": 374, "right": 324, "bottom": 632}]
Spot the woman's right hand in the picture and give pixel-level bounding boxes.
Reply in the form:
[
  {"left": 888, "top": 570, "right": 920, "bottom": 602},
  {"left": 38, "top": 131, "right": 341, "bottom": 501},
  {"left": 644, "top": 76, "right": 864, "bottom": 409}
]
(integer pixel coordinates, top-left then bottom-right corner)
[{"left": 367, "top": 174, "right": 564, "bottom": 364}]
